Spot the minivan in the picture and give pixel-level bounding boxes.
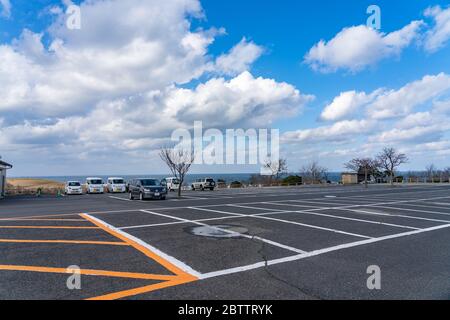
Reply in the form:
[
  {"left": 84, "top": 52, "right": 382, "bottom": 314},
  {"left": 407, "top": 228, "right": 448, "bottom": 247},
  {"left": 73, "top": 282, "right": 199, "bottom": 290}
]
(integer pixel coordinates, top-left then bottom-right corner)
[
  {"left": 107, "top": 177, "right": 126, "bottom": 193},
  {"left": 128, "top": 178, "right": 167, "bottom": 200},
  {"left": 86, "top": 177, "right": 104, "bottom": 194}
]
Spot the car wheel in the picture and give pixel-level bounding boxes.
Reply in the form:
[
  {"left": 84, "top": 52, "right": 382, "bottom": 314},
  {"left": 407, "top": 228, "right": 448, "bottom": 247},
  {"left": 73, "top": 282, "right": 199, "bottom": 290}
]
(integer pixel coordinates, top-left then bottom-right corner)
[
  {"left": 191, "top": 185, "right": 195, "bottom": 191},
  {"left": 210, "top": 188, "right": 214, "bottom": 191},
  {"left": 161, "top": 196, "right": 166, "bottom": 200},
  {"left": 200, "top": 185, "right": 204, "bottom": 191},
  {"left": 129, "top": 192, "right": 134, "bottom": 200}
]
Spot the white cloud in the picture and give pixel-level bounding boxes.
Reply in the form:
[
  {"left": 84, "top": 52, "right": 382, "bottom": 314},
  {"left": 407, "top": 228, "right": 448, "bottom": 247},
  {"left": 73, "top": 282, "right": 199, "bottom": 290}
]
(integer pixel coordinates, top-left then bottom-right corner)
[
  {"left": 215, "top": 38, "right": 264, "bottom": 76},
  {"left": 395, "top": 111, "right": 433, "bottom": 129},
  {"left": 320, "top": 90, "right": 379, "bottom": 121},
  {"left": 282, "top": 119, "right": 376, "bottom": 143},
  {"left": 423, "top": 5, "right": 450, "bottom": 52},
  {"left": 368, "top": 123, "right": 450, "bottom": 144},
  {"left": 0, "top": 0, "right": 11, "bottom": 18},
  {"left": 304, "top": 21, "right": 423, "bottom": 73},
  {"left": 368, "top": 73, "right": 450, "bottom": 119},
  {"left": 0, "top": 71, "right": 310, "bottom": 147},
  {"left": 172, "top": 72, "right": 313, "bottom": 127},
  {"left": 0, "top": 0, "right": 314, "bottom": 174}
]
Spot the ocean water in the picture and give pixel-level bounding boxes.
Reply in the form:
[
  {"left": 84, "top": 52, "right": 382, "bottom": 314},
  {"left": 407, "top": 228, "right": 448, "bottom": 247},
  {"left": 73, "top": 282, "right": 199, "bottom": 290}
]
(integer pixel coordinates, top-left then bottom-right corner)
[{"left": 12, "top": 172, "right": 343, "bottom": 184}]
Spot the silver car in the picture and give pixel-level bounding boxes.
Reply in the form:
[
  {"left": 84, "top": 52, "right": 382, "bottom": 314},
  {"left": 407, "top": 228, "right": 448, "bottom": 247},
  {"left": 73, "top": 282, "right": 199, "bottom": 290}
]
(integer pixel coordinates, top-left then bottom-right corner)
[{"left": 191, "top": 178, "right": 216, "bottom": 191}]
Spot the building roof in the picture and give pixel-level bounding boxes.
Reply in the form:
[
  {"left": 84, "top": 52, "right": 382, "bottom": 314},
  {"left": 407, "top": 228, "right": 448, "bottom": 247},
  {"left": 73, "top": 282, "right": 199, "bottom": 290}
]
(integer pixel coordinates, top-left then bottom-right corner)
[{"left": 0, "top": 160, "right": 12, "bottom": 169}]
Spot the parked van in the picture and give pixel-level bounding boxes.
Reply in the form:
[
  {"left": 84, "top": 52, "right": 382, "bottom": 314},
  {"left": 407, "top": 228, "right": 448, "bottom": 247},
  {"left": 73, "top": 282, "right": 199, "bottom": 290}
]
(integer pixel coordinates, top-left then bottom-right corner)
[
  {"left": 162, "top": 177, "right": 181, "bottom": 192},
  {"left": 106, "top": 177, "right": 126, "bottom": 193},
  {"left": 86, "top": 177, "right": 104, "bottom": 194}
]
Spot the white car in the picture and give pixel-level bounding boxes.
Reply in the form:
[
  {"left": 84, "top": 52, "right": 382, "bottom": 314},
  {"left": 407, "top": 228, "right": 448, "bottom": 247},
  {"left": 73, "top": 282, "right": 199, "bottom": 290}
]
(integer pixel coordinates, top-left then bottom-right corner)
[
  {"left": 86, "top": 177, "right": 104, "bottom": 194},
  {"left": 65, "top": 181, "right": 83, "bottom": 195},
  {"left": 163, "top": 177, "right": 181, "bottom": 192},
  {"left": 107, "top": 177, "right": 126, "bottom": 193}
]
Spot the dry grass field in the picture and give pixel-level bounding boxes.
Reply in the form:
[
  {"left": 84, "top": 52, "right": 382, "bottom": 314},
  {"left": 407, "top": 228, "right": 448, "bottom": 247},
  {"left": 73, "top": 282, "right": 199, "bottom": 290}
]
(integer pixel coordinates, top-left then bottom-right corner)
[{"left": 6, "top": 178, "right": 65, "bottom": 195}]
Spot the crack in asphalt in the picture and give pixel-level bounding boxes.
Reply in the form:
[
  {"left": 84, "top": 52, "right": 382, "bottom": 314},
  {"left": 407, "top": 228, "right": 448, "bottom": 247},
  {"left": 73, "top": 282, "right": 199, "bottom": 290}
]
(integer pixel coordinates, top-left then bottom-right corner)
[{"left": 251, "top": 235, "right": 323, "bottom": 300}]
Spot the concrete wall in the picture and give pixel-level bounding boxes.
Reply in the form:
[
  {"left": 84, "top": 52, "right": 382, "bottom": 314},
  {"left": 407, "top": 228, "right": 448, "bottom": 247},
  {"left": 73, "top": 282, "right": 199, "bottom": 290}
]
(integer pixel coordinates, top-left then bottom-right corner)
[{"left": 342, "top": 173, "right": 358, "bottom": 185}]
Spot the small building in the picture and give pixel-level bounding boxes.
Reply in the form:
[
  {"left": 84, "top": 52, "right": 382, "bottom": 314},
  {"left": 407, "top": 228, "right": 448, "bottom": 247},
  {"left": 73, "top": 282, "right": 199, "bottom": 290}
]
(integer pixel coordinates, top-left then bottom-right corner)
[
  {"left": 341, "top": 172, "right": 358, "bottom": 185},
  {"left": 0, "top": 160, "right": 13, "bottom": 198}
]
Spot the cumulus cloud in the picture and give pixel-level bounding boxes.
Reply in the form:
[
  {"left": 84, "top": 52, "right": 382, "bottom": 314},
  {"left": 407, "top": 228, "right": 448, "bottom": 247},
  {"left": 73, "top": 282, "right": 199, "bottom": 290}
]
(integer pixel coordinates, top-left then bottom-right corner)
[
  {"left": 423, "top": 5, "right": 450, "bottom": 53},
  {"left": 282, "top": 119, "right": 376, "bottom": 143},
  {"left": 321, "top": 73, "right": 450, "bottom": 122},
  {"left": 215, "top": 38, "right": 264, "bottom": 76},
  {"left": 0, "top": 0, "right": 11, "bottom": 18},
  {"left": 368, "top": 73, "right": 450, "bottom": 119},
  {"left": 320, "top": 90, "right": 380, "bottom": 121},
  {"left": 0, "top": 0, "right": 312, "bottom": 172},
  {"left": 174, "top": 72, "right": 312, "bottom": 127},
  {"left": 304, "top": 21, "right": 423, "bottom": 73},
  {"left": 368, "top": 123, "right": 450, "bottom": 144}
]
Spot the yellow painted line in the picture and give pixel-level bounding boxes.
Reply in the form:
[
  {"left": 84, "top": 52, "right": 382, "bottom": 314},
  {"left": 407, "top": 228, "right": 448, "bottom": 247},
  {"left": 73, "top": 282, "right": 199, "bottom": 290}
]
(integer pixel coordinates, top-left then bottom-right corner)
[
  {"left": 0, "top": 226, "right": 100, "bottom": 229},
  {"left": 0, "top": 219, "right": 87, "bottom": 222},
  {"left": 0, "top": 239, "right": 129, "bottom": 246},
  {"left": 86, "top": 276, "right": 196, "bottom": 300},
  {"left": 0, "top": 265, "right": 178, "bottom": 281},
  {"left": 0, "top": 213, "right": 82, "bottom": 221},
  {"left": 80, "top": 214, "right": 197, "bottom": 280}
]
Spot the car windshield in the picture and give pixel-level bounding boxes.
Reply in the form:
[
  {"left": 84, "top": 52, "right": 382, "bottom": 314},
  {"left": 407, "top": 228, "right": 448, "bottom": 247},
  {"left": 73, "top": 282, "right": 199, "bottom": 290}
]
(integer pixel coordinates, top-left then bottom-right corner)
[
  {"left": 89, "top": 180, "right": 103, "bottom": 185},
  {"left": 171, "top": 179, "right": 180, "bottom": 184},
  {"left": 140, "top": 179, "right": 160, "bottom": 186},
  {"left": 112, "top": 179, "right": 124, "bottom": 184},
  {"left": 68, "top": 182, "right": 80, "bottom": 187},
  {"left": 206, "top": 179, "right": 214, "bottom": 182}
]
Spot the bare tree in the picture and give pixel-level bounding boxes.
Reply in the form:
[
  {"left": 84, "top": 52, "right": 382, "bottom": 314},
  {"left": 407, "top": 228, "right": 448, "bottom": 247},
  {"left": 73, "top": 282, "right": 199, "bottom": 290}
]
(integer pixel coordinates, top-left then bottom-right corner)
[
  {"left": 377, "top": 147, "right": 408, "bottom": 186},
  {"left": 425, "top": 164, "right": 437, "bottom": 183},
  {"left": 344, "top": 158, "right": 380, "bottom": 188},
  {"left": 263, "top": 158, "right": 288, "bottom": 184},
  {"left": 443, "top": 167, "right": 450, "bottom": 183},
  {"left": 300, "top": 161, "right": 328, "bottom": 184},
  {"left": 159, "top": 146, "right": 195, "bottom": 197}
]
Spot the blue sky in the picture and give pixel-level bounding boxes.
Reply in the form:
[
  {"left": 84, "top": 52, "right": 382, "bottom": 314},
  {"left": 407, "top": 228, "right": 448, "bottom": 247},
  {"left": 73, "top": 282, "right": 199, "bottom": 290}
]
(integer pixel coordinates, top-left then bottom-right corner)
[{"left": 1, "top": 0, "right": 450, "bottom": 176}]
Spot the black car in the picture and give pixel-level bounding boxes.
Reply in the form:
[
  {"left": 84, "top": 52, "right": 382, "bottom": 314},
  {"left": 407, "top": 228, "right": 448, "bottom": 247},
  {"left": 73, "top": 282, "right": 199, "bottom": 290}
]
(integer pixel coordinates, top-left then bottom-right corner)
[{"left": 128, "top": 178, "right": 167, "bottom": 200}]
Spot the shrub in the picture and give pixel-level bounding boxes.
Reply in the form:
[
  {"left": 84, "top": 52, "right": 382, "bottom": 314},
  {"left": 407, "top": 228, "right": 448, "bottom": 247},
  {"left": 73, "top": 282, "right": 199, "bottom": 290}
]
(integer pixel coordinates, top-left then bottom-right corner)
[
  {"left": 282, "top": 175, "right": 302, "bottom": 185},
  {"left": 230, "top": 181, "right": 243, "bottom": 188}
]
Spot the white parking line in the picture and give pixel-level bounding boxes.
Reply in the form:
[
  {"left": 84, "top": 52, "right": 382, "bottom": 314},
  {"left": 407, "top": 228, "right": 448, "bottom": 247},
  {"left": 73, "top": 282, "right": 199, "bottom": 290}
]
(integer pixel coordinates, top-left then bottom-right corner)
[
  {"left": 344, "top": 209, "right": 450, "bottom": 223},
  {"left": 394, "top": 202, "right": 450, "bottom": 211},
  {"left": 109, "top": 196, "right": 132, "bottom": 201},
  {"left": 198, "top": 223, "right": 450, "bottom": 279},
  {"left": 256, "top": 209, "right": 420, "bottom": 230},
  {"left": 188, "top": 207, "right": 250, "bottom": 216},
  {"left": 373, "top": 205, "right": 450, "bottom": 217},
  {"left": 120, "top": 215, "right": 245, "bottom": 230},
  {"left": 82, "top": 213, "right": 202, "bottom": 278},
  {"left": 140, "top": 210, "right": 307, "bottom": 254},
  {"left": 227, "top": 204, "right": 287, "bottom": 212},
  {"left": 193, "top": 206, "right": 373, "bottom": 239}
]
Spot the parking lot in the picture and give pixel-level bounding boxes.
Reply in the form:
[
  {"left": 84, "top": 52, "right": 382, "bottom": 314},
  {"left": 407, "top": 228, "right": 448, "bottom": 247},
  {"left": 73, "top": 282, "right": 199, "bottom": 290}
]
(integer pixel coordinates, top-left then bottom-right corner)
[{"left": 0, "top": 184, "right": 449, "bottom": 300}]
